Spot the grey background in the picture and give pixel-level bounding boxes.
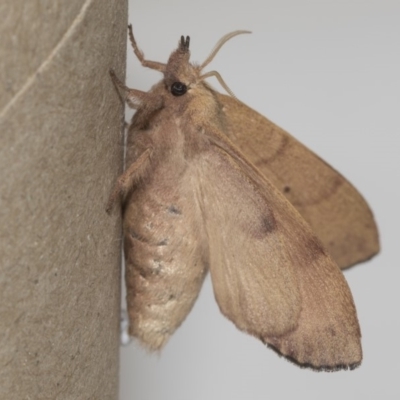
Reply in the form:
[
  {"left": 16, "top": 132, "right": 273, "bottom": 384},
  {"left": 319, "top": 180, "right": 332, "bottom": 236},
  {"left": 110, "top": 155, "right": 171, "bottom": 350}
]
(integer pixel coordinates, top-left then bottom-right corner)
[{"left": 120, "top": 1, "right": 399, "bottom": 399}]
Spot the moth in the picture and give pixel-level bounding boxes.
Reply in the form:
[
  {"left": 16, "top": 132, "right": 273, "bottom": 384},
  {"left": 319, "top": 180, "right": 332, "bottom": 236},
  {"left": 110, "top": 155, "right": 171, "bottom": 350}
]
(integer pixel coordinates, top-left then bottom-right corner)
[{"left": 108, "top": 25, "right": 379, "bottom": 371}]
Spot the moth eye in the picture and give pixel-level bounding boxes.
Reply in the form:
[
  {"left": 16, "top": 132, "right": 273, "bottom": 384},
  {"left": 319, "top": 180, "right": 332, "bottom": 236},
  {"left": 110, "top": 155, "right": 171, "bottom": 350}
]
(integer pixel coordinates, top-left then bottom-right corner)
[{"left": 171, "top": 82, "right": 187, "bottom": 96}]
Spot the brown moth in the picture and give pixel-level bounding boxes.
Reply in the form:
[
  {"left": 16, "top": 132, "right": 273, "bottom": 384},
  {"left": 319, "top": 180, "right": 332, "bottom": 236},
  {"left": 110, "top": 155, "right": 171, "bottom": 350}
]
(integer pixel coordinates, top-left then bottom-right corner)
[{"left": 108, "top": 25, "right": 379, "bottom": 371}]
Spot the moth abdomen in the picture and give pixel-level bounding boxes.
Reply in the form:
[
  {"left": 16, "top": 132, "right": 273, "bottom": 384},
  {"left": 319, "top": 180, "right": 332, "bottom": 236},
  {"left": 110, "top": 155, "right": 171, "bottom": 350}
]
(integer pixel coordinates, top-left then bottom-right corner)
[
  {"left": 123, "top": 168, "right": 208, "bottom": 350},
  {"left": 167, "top": 204, "right": 182, "bottom": 215}
]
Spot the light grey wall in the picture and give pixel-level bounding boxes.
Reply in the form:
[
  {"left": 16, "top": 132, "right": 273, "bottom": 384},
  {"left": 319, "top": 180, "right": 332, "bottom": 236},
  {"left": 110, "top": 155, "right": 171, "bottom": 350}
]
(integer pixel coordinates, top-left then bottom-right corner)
[{"left": 120, "top": 1, "right": 399, "bottom": 399}]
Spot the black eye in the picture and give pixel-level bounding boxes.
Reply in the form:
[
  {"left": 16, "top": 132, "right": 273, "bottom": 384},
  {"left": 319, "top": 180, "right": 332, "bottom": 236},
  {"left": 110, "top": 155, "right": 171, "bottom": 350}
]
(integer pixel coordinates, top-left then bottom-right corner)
[{"left": 171, "top": 82, "right": 187, "bottom": 96}]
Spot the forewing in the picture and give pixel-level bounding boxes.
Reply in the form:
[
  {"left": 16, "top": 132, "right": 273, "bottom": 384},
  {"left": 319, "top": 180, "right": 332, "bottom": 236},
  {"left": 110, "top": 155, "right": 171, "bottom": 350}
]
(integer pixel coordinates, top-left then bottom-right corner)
[
  {"left": 197, "top": 144, "right": 362, "bottom": 369},
  {"left": 216, "top": 92, "right": 379, "bottom": 269}
]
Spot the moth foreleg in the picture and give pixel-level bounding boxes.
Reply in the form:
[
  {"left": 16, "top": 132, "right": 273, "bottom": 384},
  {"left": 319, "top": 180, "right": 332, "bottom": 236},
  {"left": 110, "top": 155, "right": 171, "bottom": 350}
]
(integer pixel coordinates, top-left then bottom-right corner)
[
  {"left": 109, "top": 69, "right": 147, "bottom": 109},
  {"left": 127, "top": 24, "right": 166, "bottom": 73},
  {"left": 106, "top": 148, "right": 152, "bottom": 213}
]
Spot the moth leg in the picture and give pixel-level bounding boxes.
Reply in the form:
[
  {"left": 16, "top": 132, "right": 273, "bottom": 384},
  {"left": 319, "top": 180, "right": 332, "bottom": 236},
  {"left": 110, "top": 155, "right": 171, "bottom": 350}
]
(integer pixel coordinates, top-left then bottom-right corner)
[
  {"left": 106, "top": 148, "right": 152, "bottom": 213},
  {"left": 109, "top": 69, "right": 145, "bottom": 109},
  {"left": 128, "top": 24, "right": 166, "bottom": 73}
]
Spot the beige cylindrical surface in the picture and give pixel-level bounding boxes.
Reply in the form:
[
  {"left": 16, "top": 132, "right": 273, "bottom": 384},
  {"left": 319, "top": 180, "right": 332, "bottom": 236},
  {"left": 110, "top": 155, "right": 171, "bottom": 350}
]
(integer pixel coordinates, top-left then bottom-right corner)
[{"left": 0, "top": 1, "right": 127, "bottom": 399}]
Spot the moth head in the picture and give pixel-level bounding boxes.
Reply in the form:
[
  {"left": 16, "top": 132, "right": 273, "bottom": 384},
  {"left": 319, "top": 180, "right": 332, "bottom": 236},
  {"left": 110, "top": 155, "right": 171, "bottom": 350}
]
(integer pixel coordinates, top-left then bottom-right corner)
[
  {"left": 118, "top": 27, "right": 251, "bottom": 112},
  {"left": 163, "top": 30, "right": 251, "bottom": 100},
  {"left": 162, "top": 35, "right": 194, "bottom": 98}
]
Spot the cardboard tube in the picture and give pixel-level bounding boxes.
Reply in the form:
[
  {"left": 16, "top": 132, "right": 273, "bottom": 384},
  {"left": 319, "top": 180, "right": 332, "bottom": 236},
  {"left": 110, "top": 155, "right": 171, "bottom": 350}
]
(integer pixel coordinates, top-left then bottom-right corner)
[{"left": 0, "top": 1, "right": 127, "bottom": 398}]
